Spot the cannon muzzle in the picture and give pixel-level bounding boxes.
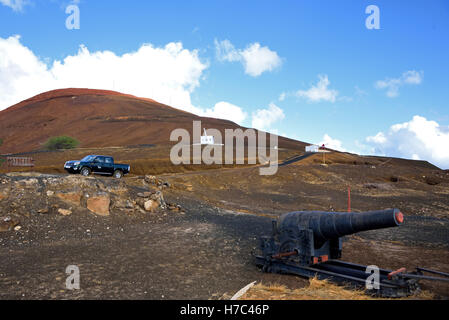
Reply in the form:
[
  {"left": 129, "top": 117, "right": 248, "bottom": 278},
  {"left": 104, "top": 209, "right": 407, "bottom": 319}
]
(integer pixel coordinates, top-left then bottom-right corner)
[{"left": 277, "top": 209, "right": 403, "bottom": 245}]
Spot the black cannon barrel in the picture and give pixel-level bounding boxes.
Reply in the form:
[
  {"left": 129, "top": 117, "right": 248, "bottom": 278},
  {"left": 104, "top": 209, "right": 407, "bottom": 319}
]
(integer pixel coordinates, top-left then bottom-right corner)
[{"left": 277, "top": 209, "right": 403, "bottom": 243}]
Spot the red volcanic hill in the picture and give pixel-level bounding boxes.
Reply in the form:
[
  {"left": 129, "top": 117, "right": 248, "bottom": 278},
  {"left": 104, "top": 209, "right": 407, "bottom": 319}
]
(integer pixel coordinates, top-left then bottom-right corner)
[{"left": 0, "top": 88, "right": 307, "bottom": 154}]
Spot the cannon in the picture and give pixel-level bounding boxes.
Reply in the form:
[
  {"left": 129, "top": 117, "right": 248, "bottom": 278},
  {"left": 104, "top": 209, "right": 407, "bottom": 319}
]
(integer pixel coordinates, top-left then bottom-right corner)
[{"left": 256, "top": 209, "right": 449, "bottom": 297}]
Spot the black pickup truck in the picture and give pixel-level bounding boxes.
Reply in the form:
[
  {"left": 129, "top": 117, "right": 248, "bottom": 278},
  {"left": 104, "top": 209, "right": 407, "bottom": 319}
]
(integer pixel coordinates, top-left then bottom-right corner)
[{"left": 64, "top": 155, "right": 130, "bottom": 179}]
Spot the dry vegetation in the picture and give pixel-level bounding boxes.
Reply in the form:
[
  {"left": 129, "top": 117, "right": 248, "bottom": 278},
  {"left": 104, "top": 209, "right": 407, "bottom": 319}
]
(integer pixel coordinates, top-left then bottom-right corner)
[{"left": 239, "top": 278, "right": 434, "bottom": 300}]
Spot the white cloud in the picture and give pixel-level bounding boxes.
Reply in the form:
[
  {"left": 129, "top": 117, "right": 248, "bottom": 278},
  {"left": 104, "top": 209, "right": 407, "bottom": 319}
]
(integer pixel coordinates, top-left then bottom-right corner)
[
  {"left": 251, "top": 103, "right": 285, "bottom": 132},
  {"left": 402, "top": 70, "right": 423, "bottom": 84},
  {"left": 319, "top": 134, "right": 346, "bottom": 152},
  {"left": 203, "top": 101, "right": 247, "bottom": 125},
  {"left": 296, "top": 75, "right": 338, "bottom": 103},
  {"left": 375, "top": 70, "right": 423, "bottom": 98},
  {"left": 0, "top": 0, "right": 28, "bottom": 11},
  {"left": 278, "top": 92, "right": 286, "bottom": 101},
  {"left": 366, "top": 115, "right": 449, "bottom": 169},
  {"left": 366, "top": 132, "right": 387, "bottom": 144},
  {"left": 0, "top": 35, "right": 251, "bottom": 125},
  {"left": 215, "top": 39, "right": 240, "bottom": 62},
  {"left": 215, "top": 39, "right": 282, "bottom": 77}
]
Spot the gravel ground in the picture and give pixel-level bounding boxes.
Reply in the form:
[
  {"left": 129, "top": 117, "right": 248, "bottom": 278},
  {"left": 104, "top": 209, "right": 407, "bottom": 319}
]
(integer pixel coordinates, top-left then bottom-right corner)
[
  {"left": 1, "top": 173, "right": 448, "bottom": 299},
  {"left": 0, "top": 194, "right": 311, "bottom": 300}
]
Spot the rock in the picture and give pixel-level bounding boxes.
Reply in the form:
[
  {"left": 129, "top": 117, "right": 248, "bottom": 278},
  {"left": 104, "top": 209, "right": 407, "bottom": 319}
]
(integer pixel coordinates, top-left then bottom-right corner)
[
  {"left": 46, "top": 190, "right": 55, "bottom": 197},
  {"left": 114, "top": 199, "right": 134, "bottom": 210},
  {"left": 150, "top": 191, "right": 165, "bottom": 206},
  {"left": 0, "top": 193, "right": 6, "bottom": 200},
  {"left": 14, "top": 226, "right": 21, "bottom": 231},
  {"left": 163, "top": 182, "right": 171, "bottom": 188},
  {"left": 0, "top": 218, "right": 20, "bottom": 232},
  {"left": 425, "top": 176, "right": 441, "bottom": 186},
  {"left": 58, "top": 208, "right": 72, "bottom": 216},
  {"left": 126, "top": 200, "right": 134, "bottom": 209},
  {"left": 87, "top": 194, "right": 110, "bottom": 216},
  {"left": 56, "top": 191, "right": 82, "bottom": 206},
  {"left": 144, "top": 199, "right": 158, "bottom": 212},
  {"left": 144, "top": 175, "right": 169, "bottom": 188},
  {"left": 144, "top": 175, "right": 157, "bottom": 185},
  {"left": 38, "top": 208, "right": 49, "bottom": 214},
  {"left": 167, "top": 203, "right": 179, "bottom": 211},
  {"left": 390, "top": 176, "right": 399, "bottom": 183},
  {"left": 23, "top": 178, "right": 38, "bottom": 186},
  {"left": 137, "top": 192, "right": 152, "bottom": 198},
  {"left": 363, "top": 183, "right": 392, "bottom": 191}
]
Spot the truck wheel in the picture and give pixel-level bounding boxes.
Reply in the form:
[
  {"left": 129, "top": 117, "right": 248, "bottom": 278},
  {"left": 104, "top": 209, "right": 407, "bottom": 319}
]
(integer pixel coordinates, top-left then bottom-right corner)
[
  {"left": 80, "top": 167, "right": 91, "bottom": 177},
  {"left": 113, "top": 170, "right": 123, "bottom": 179}
]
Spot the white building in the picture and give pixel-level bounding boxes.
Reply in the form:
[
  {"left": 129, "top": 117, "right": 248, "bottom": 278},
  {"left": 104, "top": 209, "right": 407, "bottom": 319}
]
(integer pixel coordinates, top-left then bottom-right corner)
[
  {"left": 305, "top": 145, "right": 319, "bottom": 153},
  {"left": 200, "top": 129, "right": 215, "bottom": 145}
]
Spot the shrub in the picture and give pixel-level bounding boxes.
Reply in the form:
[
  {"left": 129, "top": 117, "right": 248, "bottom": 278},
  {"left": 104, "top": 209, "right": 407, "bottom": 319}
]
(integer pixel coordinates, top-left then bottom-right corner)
[{"left": 44, "top": 136, "right": 80, "bottom": 150}]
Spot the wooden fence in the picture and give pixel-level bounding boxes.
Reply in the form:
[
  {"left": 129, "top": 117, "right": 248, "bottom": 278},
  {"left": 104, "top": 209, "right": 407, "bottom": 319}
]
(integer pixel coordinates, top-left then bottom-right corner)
[{"left": 6, "top": 157, "right": 35, "bottom": 167}]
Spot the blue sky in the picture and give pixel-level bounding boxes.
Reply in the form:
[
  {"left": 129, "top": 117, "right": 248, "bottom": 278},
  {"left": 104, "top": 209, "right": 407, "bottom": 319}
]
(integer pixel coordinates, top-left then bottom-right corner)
[{"left": 1, "top": 0, "right": 449, "bottom": 168}]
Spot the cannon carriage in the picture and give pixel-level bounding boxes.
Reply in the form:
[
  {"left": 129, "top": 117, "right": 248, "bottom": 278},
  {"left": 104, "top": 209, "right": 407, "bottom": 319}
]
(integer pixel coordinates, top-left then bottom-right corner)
[{"left": 256, "top": 209, "right": 449, "bottom": 297}]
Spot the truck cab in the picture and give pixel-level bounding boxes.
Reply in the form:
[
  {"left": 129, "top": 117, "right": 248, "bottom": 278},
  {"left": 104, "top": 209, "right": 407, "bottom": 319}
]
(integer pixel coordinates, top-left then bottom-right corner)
[{"left": 64, "top": 155, "right": 130, "bottom": 178}]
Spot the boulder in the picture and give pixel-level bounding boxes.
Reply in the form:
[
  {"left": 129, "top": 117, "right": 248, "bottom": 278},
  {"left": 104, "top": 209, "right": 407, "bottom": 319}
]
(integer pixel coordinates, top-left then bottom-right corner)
[
  {"left": 56, "top": 191, "right": 82, "bottom": 206},
  {"left": 150, "top": 191, "right": 166, "bottom": 207},
  {"left": 144, "top": 199, "right": 159, "bottom": 212},
  {"left": 87, "top": 194, "right": 110, "bottom": 216}
]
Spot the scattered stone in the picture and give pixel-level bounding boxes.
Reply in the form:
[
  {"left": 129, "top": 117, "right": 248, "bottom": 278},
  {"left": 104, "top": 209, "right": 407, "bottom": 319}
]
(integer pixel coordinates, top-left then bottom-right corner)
[
  {"left": 144, "top": 175, "right": 170, "bottom": 189},
  {"left": 363, "top": 183, "right": 393, "bottom": 191},
  {"left": 162, "top": 182, "right": 171, "bottom": 188},
  {"left": 14, "top": 226, "right": 21, "bottom": 231},
  {"left": 23, "top": 178, "right": 38, "bottom": 186},
  {"left": 167, "top": 203, "right": 182, "bottom": 212},
  {"left": 144, "top": 175, "right": 158, "bottom": 185},
  {"left": 58, "top": 208, "right": 72, "bottom": 216},
  {"left": 137, "top": 192, "right": 152, "bottom": 198},
  {"left": 0, "top": 218, "right": 20, "bottom": 232},
  {"left": 38, "top": 208, "right": 49, "bottom": 214},
  {"left": 125, "top": 200, "right": 134, "bottom": 209},
  {"left": 46, "top": 190, "right": 55, "bottom": 197}
]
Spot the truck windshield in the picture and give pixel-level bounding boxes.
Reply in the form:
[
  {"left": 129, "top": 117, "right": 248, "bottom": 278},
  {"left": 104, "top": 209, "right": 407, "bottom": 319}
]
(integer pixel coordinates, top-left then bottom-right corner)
[{"left": 81, "top": 155, "right": 96, "bottom": 162}]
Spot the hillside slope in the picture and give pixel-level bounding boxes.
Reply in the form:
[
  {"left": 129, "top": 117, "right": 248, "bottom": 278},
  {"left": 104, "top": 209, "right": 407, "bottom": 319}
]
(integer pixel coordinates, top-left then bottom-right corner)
[{"left": 0, "top": 88, "right": 307, "bottom": 154}]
